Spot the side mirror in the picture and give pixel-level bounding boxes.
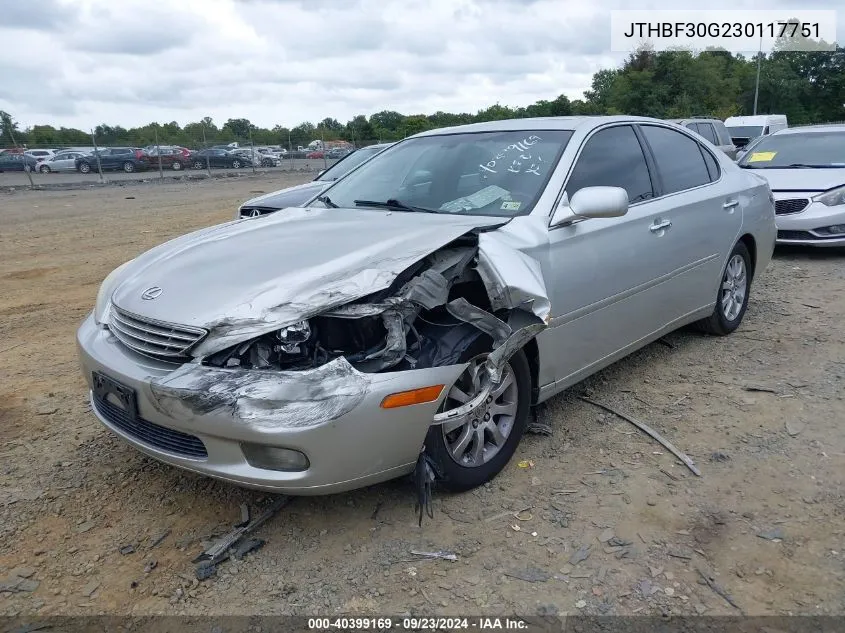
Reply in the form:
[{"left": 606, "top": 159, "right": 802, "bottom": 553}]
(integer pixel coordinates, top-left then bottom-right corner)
[{"left": 550, "top": 186, "right": 629, "bottom": 228}]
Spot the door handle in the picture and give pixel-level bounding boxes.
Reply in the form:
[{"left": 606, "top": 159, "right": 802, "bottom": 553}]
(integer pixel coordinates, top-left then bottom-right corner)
[
  {"left": 723, "top": 199, "right": 739, "bottom": 209},
  {"left": 649, "top": 219, "right": 672, "bottom": 232}
]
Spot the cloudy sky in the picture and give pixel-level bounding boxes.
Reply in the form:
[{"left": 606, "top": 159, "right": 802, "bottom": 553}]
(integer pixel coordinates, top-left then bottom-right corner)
[{"left": 1, "top": 0, "right": 841, "bottom": 130}]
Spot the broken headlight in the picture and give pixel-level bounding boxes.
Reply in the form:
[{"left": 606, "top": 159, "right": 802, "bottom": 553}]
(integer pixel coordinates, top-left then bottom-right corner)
[
  {"left": 203, "top": 314, "right": 390, "bottom": 371},
  {"left": 276, "top": 320, "right": 311, "bottom": 353}
]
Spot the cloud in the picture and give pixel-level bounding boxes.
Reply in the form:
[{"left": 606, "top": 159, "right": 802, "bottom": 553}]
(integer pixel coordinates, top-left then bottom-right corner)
[{"left": 1, "top": 0, "right": 839, "bottom": 131}]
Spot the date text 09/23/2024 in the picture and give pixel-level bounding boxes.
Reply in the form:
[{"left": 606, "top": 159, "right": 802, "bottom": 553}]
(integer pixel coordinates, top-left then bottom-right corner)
[{"left": 307, "top": 617, "right": 532, "bottom": 630}]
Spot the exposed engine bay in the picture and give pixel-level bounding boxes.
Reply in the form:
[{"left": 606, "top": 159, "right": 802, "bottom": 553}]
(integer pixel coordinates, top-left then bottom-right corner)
[{"left": 203, "top": 233, "right": 547, "bottom": 380}]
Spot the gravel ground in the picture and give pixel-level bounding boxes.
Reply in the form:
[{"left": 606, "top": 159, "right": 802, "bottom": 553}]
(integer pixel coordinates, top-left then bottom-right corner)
[{"left": 1, "top": 175, "right": 843, "bottom": 617}]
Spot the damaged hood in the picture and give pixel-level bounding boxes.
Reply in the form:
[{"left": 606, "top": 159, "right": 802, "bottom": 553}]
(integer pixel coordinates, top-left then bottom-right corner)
[{"left": 110, "top": 207, "right": 504, "bottom": 355}]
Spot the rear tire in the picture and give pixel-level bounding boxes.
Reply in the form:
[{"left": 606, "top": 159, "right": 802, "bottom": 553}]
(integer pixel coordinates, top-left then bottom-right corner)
[
  {"left": 123, "top": 161, "right": 135, "bottom": 173},
  {"left": 231, "top": 159, "right": 242, "bottom": 169},
  {"left": 423, "top": 335, "right": 531, "bottom": 492},
  {"left": 172, "top": 161, "right": 182, "bottom": 171},
  {"left": 39, "top": 165, "right": 51, "bottom": 173},
  {"left": 696, "top": 241, "right": 752, "bottom": 336},
  {"left": 78, "top": 162, "right": 91, "bottom": 174}
]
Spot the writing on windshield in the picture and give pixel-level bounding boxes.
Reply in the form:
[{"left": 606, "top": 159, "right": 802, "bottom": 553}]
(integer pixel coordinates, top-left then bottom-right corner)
[{"left": 480, "top": 135, "right": 544, "bottom": 176}]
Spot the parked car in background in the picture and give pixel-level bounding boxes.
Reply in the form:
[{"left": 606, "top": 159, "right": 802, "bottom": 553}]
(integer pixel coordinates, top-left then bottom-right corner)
[
  {"left": 25, "top": 149, "right": 57, "bottom": 162},
  {"left": 306, "top": 150, "right": 324, "bottom": 159},
  {"left": 238, "top": 143, "right": 393, "bottom": 218},
  {"left": 190, "top": 149, "right": 252, "bottom": 169},
  {"left": 76, "top": 148, "right": 150, "bottom": 174},
  {"left": 670, "top": 118, "right": 737, "bottom": 159},
  {"left": 326, "top": 147, "right": 351, "bottom": 159},
  {"left": 0, "top": 152, "right": 38, "bottom": 172},
  {"left": 78, "top": 116, "right": 774, "bottom": 496},
  {"left": 231, "top": 148, "right": 279, "bottom": 167},
  {"left": 726, "top": 115, "right": 788, "bottom": 151},
  {"left": 36, "top": 150, "right": 86, "bottom": 173},
  {"left": 738, "top": 124, "right": 845, "bottom": 247},
  {"left": 146, "top": 146, "right": 189, "bottom": 171}
]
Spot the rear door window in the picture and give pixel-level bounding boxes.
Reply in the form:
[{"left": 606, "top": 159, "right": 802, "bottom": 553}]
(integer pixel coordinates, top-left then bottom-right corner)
[
  {"left": 564, "top": 125, "right": 654, "bottom": 203},
  {"left": 640, "top": 125, "right": 711, "bottom": 194}
]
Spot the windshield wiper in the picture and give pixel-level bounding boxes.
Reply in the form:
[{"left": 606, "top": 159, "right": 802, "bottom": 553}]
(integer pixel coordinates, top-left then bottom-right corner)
[
  {"left": 353, "top": 199, "right": 439, "bottom": 214},
  {"left": 784, "top": 163, "right": 840, "bottom": 169},
  {"left": 316, "top": 194, "right": 338, "bottom": 207}
]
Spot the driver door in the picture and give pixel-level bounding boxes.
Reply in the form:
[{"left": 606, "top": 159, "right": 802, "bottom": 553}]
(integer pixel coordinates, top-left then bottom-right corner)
[{"left": 542, "top": 124, "right": 679, "bottom": 388}]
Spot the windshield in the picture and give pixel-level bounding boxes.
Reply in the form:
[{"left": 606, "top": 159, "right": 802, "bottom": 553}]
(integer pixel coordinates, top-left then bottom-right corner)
[
  {"left": 317, "top": 146, "right": 384, "bottom": 182},
  {"left": 319, "top": 130, "right": 573, "bottom": 217},
  {"left": 738, "top": 132, "right": 845, "bottom": 168},
  {"left": 727, "top": 125, "right": 764, "bottom": 139}
]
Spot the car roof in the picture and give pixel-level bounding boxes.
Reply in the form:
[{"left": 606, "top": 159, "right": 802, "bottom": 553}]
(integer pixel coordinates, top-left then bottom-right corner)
[
  {"left": 771, "top": 124, "right": 845, "bottom": 136},
  {"left": 411, "top": 115, "right": 674, "bottom": 138}
]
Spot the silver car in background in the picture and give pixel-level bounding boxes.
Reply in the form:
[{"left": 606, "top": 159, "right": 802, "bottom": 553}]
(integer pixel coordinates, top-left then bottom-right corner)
[
  {"left": 738, "top": 124, "right": 845, "bottom": 246},
  {"left": 36, "top": 150, "right": 86, "bottom": 173},
  {"left": 77, "top": 116, "right": 775, "bottom": 496}
]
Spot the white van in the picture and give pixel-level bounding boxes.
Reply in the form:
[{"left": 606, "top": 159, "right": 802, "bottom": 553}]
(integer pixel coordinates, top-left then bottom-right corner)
[{"left": 725, "top": 115, "right": 788, "bottom": 149}]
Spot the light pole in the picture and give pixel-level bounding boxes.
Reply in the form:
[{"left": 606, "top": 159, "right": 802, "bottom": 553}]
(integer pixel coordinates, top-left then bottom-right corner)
[{"left": 753, "top": 34, "right": 762, "bottom": 115}]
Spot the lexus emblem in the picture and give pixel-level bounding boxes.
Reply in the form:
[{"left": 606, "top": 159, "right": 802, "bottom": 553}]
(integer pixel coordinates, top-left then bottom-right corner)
[
  {"left": 141, "top": 286, "right": 163, "bottom": 300},
  {"left": 248, "top": 208, "right": 262, "bottom": 218}
]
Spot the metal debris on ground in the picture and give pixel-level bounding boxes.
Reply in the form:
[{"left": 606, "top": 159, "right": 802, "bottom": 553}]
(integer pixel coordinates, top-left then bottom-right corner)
[
  {"left": 696, "top": 567, "right": 743, "bottom": 612},
  {"left": 409, "top": 550, "right": 458, "bottom": 561},
  {"left": 579, "top": 396, "right": 702, "bottom": 477},
  {"left": 743, "top": 384, "right": 779, "bottom": 394},
  {"left": 148, "top": 529, "right": 171, "bottom": 549},
  {"left": 504, "top": 567, "right": 551, "bottom": 583},
  {"left": 119, "top": 544, "right": 135, "bottom": 555},
  {"left": 192, "top": 495, "right": 291, "bottom": 580},
  {"left": 232, "top": 537, "right": 265, "bottom": 559},
  {"left": 710, "top": 451, "right": 731, "bottom": 462}
]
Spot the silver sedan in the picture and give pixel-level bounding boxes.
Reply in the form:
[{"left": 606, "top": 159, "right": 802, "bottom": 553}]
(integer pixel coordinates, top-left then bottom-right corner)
[
  {"left": 77, "top": 116, "right": 775, "bottom": 495},
  {"left": 36, "top": 151, "right": 85, "bottom": 173}
]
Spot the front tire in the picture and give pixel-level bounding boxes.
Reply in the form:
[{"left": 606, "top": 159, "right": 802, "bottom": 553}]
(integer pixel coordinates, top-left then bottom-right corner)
[
  {"left": 39, "top": 165, "right": 51, "bottom": 173},
  {"left": 123, "top": 161, "right": 135, "bottom": 173},
  {"left": 696, "top": 241, "right": 752, "bottom": 335},
  {"left": 424, "top": 340, "right": 531, "bottom": 492},
  {"left": 193, "top": 160, "right": 205, "bottom": 170},
  {"left": 231, "top": 159, "right": 242, "bottom": 169},
  {"left": 171, "top": 161, "right": 182, "bottom": 171},
  {"left": 78, "top": 162, "right": 91, "bottom": 174}
]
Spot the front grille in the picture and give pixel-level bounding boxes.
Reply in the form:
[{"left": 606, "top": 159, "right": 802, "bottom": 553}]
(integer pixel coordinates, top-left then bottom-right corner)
[
  {"left": 777, "top": 230, "right": 816, "bottom": 241},
  {"left": 239, "top": 206, "right": 279, "bottom": 219},
  {"left": 775, "top": 198, "right": 809, "bottom": 215},
  {"left": 109, "top": 305, "right": 206, "bottom": 362},
  {"left": 93, "top": 394, "right": 208, "bottom": 459}
]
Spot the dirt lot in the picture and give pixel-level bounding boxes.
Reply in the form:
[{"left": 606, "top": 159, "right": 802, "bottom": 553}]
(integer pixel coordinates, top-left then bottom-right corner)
[{"left": 1, "top": 176, "right": 843, "bottom": 618}]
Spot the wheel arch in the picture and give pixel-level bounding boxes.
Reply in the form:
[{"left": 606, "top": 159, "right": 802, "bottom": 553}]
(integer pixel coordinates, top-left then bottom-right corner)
[{"left": 738, "top": 233, "right": 757, "bottom": 279}]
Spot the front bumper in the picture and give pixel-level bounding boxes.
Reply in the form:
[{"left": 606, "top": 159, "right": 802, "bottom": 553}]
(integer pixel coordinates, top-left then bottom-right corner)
[
  {"left": 77, "top": 314, "right": 466, "bottom": 494},
  {"left": 775, "top": 198, "right": 845, "bottom": 247}
]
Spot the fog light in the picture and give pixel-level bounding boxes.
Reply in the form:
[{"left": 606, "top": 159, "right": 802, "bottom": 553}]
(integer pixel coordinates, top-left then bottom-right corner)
[
  {"left": 241, "top": 444, "right": 310, "bottom": 472},
  {"left": 823, "top": 224, "right": 845, "bottom": 235}
]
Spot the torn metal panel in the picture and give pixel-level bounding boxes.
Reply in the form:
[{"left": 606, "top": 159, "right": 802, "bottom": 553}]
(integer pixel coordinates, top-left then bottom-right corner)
[
  {"left": 476, "top": 232, "right": 551, "bottom": 323},
  {"left": 147, "top": 357, "right": 369, "bottom": 429},
  {"left": 444, "top": 298, "right": 512, "bottom": 346},
  {"left": 108, "top": 207, "right": 503, "bottom": 357}
]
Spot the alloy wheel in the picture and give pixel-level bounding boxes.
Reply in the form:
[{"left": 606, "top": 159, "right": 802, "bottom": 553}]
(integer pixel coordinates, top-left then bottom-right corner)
[
  {"left": 721, "top": 254, "right": 747, "bottom": 321},
  {"left": 441, "top": 355, "right": 518, "bottom": 467}
]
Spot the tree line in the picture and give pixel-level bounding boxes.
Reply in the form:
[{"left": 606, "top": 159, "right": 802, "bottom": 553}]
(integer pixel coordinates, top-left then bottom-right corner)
[{"left": 2, "top": 45, "right": 842, "bottom": 150}]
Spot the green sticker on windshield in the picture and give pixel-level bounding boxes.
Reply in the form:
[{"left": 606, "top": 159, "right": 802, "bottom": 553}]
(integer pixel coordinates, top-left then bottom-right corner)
[{"left": 501, "top": 200, "right": 521, "bottom": 211}]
